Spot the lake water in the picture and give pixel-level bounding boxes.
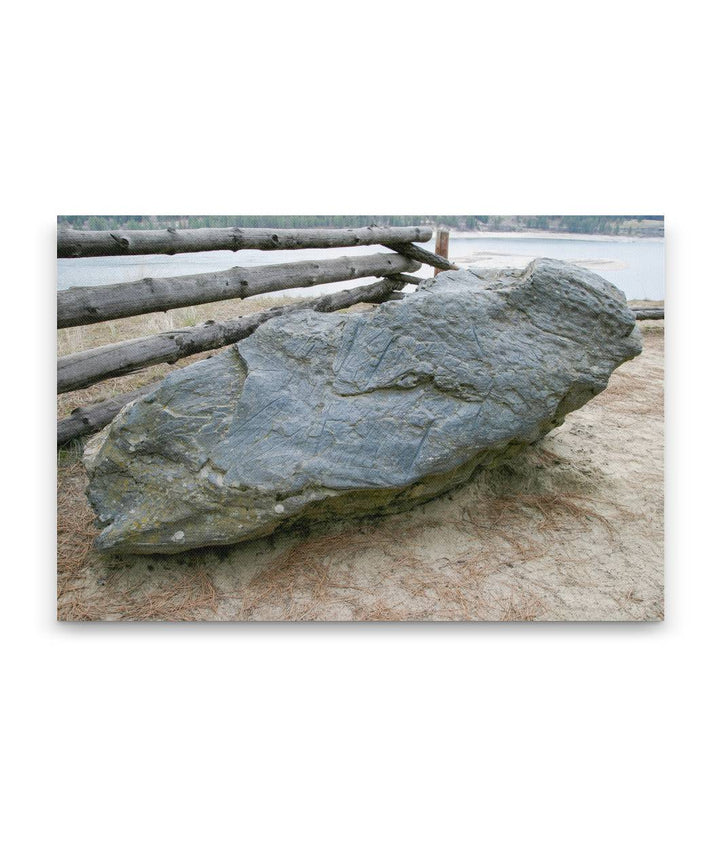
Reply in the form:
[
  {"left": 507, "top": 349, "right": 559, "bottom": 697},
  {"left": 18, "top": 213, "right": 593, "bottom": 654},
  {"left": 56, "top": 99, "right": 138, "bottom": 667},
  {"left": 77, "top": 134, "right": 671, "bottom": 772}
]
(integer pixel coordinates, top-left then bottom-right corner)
[
  {"left": 447, "top": 234, "right": 664, "bottom": 300},
  {"left": 57, "top": 233, "right": 665, "bottom": 302}
]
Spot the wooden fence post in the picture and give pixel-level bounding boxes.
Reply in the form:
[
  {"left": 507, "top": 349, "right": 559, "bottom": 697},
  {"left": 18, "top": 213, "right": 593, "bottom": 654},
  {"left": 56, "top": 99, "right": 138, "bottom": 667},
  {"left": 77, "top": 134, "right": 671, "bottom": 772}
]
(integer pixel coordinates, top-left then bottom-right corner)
[{"left": 434, "top": 227, "right": 449, "bottom": 275}]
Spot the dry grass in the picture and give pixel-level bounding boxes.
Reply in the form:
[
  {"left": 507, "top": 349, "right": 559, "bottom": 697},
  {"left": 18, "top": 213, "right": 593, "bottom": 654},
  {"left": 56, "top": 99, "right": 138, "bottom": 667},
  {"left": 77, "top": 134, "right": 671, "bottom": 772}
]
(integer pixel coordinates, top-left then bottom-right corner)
[
  {"left": 238, "top": 531, "right": 380, "bottom": 620},
  {"left": 56, "top": 293, "right": 309, "bottom": 421},
  {"left": 494, "top": 593, "right": 545, "bottom": 622},
  {"left": 111, "top": 571, "right": 219, "bottom": 622},
  {"left": 352, "top": 600, "right": 418, "bottom": 621},
  {"left": 488, "top": 493, "right": 618, "bottom": 534},
  {"left": 56, "top": 453, "right": 97, "bottom": 616},
  {"left": 61, "top": 568, "right": 220, "bottom": 622}
]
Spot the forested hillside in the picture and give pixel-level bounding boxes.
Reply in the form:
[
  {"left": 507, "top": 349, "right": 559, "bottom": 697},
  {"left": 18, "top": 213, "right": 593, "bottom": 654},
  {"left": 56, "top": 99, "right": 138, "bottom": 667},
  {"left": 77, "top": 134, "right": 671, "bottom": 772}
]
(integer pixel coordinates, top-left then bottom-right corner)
[{"left": 58, "top": 214, "right": 663, "bottom": 236}]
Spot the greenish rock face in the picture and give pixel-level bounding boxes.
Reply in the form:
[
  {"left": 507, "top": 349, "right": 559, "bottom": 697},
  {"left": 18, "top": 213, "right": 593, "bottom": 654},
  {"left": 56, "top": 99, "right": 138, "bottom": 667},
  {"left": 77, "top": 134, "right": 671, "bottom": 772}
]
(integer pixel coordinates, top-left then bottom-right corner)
[{"left": 84, "top": 259, "right": 642, "bottom": 554}]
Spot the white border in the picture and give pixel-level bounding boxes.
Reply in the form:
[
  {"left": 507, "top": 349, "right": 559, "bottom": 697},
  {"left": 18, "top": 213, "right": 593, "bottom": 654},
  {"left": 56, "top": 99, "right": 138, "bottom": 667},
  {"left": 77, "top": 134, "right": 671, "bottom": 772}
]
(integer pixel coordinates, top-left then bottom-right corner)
[{"left": 4, "top": 2, "right": 717, "bottom": 853}]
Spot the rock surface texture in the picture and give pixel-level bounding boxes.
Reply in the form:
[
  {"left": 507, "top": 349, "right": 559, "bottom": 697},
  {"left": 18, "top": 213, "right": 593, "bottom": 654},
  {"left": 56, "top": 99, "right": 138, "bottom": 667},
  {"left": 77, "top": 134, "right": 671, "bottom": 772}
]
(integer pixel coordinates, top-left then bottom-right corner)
[{"left": 85, "top": 259, "right": 642, "bottom": 553}]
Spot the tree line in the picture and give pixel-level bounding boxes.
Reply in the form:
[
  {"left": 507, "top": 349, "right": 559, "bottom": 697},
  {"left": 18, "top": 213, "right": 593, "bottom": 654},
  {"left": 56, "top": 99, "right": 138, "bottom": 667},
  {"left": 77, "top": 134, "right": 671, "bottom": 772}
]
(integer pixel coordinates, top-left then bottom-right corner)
[{"left": 58, "top": 214, "right": 663, "bottom": 236}]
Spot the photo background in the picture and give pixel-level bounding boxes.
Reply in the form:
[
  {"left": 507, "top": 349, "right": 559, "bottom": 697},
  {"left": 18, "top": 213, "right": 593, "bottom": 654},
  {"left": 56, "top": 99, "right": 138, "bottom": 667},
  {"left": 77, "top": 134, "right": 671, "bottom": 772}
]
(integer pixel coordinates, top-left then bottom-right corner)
[{"left": 6, "top": 2, "right": 716, "bottom": 854}]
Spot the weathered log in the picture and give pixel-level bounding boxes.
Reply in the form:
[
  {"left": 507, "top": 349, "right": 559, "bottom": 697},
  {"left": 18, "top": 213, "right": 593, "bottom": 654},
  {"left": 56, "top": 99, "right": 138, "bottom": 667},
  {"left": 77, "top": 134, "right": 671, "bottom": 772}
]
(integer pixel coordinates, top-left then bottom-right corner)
[
  {"left": 311, "top": 278, "right": 406, "bottom": 310},
  {"left": 57, "top": 252, "right": 421, "bottom": 328},
  {"left": 57, "top": 226, "right": 433, "bottom": 258},
  {"left": 632, "top": 308, "right": 664, "bottom": 320},
  {"left": 387, "top": 272, "right": 423, "bottom": 285},
  {"left": 57, "top": 277, "right": 408, "bottom": 430},
  {"left": 57, "top": 382, "right": 163, "bottom": 446},
  {"left": 382, "top": 242, "right": 458, "bottom": 271}
]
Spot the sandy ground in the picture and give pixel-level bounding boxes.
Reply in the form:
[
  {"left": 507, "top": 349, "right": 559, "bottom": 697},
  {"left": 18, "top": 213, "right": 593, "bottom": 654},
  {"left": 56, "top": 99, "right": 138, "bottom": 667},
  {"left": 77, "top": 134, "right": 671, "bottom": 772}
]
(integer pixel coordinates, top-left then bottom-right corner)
[{"left": 57, "top": 318, "right": 664, "bottom": 622}]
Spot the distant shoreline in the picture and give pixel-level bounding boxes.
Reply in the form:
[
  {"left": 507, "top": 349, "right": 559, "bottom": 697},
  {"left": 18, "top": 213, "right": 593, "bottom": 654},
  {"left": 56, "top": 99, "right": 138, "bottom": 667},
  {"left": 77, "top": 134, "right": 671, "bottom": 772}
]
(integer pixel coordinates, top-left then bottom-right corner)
[{"left": 58, "top": 216, "right": 664, "bottom": 241}]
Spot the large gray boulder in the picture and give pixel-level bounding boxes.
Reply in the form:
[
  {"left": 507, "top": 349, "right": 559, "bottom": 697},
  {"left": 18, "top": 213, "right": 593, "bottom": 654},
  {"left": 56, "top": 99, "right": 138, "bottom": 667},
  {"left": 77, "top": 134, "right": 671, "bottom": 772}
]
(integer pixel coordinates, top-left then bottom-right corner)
[{"left": 84, "top": 259, "right": 642, "bottom": 554}]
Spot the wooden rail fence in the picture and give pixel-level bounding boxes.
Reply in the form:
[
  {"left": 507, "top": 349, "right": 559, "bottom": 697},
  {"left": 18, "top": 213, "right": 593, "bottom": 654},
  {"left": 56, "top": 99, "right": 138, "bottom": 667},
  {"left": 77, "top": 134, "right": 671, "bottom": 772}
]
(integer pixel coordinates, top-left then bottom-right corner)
[
  {"left": 57, "top": 225, "right": 448, "bottom": 445},
  {"left": 58, "top": 225, "right": 432, "bottom": 258}
]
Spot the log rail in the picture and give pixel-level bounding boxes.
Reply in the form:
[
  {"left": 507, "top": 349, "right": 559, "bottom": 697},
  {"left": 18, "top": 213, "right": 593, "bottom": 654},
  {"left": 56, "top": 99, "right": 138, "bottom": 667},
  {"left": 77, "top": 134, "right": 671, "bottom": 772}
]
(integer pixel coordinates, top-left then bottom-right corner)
[
  {"left": 58, "top": 252, "right": 421, "bottom": 328},
  {"left": 58, "top": 225, "right": 432, "bottom": 258},
  {"left": 632, "top": 308, "right": 664, "bottom": 320}
]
